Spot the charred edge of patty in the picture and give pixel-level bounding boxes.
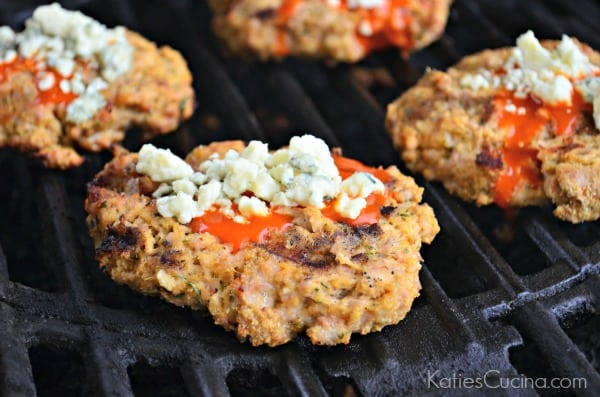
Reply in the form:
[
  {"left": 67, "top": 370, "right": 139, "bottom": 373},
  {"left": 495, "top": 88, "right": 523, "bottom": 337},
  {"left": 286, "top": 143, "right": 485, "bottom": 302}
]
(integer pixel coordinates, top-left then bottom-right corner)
[
  {"left": 259, "top": 220, "right": 383, "bottom": 269},
  {"left": 253, "top": 8, "right": 276, "bottom": 19},
  {"left": 96, "top": 221, "right": 140, "bottom": 259},
  {"left": 480, "top": 100, "right": 495, "bottom": 125},
  {"left": 351, "top": 223, "right": 382, "bottom": 238},
  {"left": 261, "top": 228, "right": 340, "bottom": 269},
  {"left": 380, "top": 206, "right": 396, "bottom": 216},
  {"left": 475, "top": 144, "right": 503, "bottom": 170}
]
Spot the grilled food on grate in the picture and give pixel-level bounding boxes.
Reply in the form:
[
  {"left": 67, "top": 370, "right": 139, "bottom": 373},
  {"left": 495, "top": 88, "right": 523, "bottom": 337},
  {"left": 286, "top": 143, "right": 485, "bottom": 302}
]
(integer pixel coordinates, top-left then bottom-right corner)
[
  {"left": 207, "top": 0, "right": 452, "bottom": 62},
  {"left": 386, "top": 31, "right": 600, "bottom": 223},
  {"left": 0, "top": 4, "right": 194, "bottom": 169},
  {"left": 85, "top": 136, "right": 439, "bottom": 346}
]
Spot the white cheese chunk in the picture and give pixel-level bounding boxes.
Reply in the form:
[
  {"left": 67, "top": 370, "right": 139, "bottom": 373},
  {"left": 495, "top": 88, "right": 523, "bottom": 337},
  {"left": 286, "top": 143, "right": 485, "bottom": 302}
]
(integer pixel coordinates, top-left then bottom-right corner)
[
  {"left": 157, "top": 192, "right": 199, "bottom": 224},
  {"left": 238, "top": 196, "right": 269, "bottom": 218},
  {"left": 460, "top": 73, "right": 491, "bottom": 91},
  {"left": 66, "top": 92, "right": 106, "bottom": 123},
  {"left": 37, "top": 72, "right": 55, "bottom": 91},
  {"left": 516, "top": 31, "right": 554, "bottom": 72},
  {"left": 341, "top": 172, "right": 385, "bottom": 198},
  {"left": 136, "top": 144, "right": 194, "bottom": 182},
  {"left": 197, "top": 180, "right": 222, "bottom": 212},
  {"left": 1, "top": 49, "right": 16, "bottom": 63},
  {"left": 358, "top": 21, "right": 373, "bottom": 37},
  {"left": 532, "top": 74, "right": 572, "bottom": 105},
  {"left": 594, "top": 95, "right": 600, "bottom": 132},
  {"left": 347, "top": 0, "right": 385, "bottom": 9},
  {"left": 0, "top": 26, "right": 15, "bottom": 46},
  {"left": 172, "top": 179, "right": 197, "bottom": 196},
  {"left": 334, "top": 192, "right": 367, "bottom": 219}
]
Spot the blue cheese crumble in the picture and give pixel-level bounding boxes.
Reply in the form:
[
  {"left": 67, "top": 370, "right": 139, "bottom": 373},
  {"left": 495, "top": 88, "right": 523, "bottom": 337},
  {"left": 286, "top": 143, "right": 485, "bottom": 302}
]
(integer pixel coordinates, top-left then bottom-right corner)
[
  {"left": 0, "top": 3, "right": 133, "bottom": 124},
  {"left": 136, "top": 135, "right": 387, "bottom": 224},
  {"left": 459, "top": 30, "right": 600, "bottom": 129}
]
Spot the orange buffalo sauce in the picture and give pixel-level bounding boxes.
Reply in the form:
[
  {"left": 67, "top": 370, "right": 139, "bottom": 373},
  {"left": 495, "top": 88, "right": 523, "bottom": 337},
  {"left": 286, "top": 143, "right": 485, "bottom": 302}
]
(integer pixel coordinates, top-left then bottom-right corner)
[
  {"left": 189, "top": 209, "right": 294, "bottom": 252},
  {"left": 493, "top": 89, "right": 590, "bottom": 207},
  {"left": 0, "top": 57, "right": 78, "bottom": 105},
  {"left": 275, "top": 0, "right": 412, "bottom": 56},
  {"left": 189, "top": 155, "right": 392, "bottom": 251},
  {"left": 354, "top": 0, "right": 413, "bottom": 52},
  {"left": 333, "top": 155, "right": 392, "bottom": 183},
  {"left": 275, "top": 0, "right": 302, "bottom": 56}
]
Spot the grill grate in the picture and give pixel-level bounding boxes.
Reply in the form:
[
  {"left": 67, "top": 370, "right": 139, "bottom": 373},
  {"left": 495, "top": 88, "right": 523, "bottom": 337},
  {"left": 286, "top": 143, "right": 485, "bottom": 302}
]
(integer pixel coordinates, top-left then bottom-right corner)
[{"left": 0, "top": 0, "right": 599, "bottom": 396}]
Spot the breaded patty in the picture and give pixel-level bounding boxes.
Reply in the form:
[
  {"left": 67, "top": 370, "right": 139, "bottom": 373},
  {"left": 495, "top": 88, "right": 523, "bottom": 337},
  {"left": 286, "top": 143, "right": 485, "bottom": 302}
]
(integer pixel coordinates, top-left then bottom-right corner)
[
  {"left": 208, "top": 0, "right": 452, "bottom": 62},
  {"left": 0, "top": 5, "right": 194, "bottom": 169},
  {"left": 85, "top": 141, "right": 439, "bottom": 346},
  {"left": 386, "top": 32, "right": 600, "bottom": 223}
]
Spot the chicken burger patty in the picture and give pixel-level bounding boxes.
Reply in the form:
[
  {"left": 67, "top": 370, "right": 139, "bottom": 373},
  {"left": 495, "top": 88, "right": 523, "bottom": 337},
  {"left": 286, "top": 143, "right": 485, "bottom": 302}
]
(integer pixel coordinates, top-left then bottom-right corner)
[
  {"left": 85, "top": 135, "right": 439, "bottom": 346},
  {"left": 386, "top": 31, "right": 600, "bottom": 223},
  {"left": 208, "top": 0, "right": 452, "bottom": 62},
  {"left": 0, "top": 3, "right": 194, "bottom": 169}
]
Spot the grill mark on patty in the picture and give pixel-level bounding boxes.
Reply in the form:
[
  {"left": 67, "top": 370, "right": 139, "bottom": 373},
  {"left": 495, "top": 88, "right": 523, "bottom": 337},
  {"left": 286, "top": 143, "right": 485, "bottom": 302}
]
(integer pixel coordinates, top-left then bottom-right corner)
[
  {"left": 481, "top": 99, "right": 494, "bottom": 124},
  {"left": 261, "top": 228, "right": 340, "bottom": 269},
  {"left": 352, "top": 223, "right": 382, "bottom": 237},
  {"left": 254, "top": 8, "right": 276, "bottom": 19},
  {"left": 96, "top": 223, "right": 140, "bottom": 256},
  {"left": 351, "top": 253, "right": 369, "bottom": 263},
  {"left": 158, "top": 249, "right": 182, "bottom": 267}
]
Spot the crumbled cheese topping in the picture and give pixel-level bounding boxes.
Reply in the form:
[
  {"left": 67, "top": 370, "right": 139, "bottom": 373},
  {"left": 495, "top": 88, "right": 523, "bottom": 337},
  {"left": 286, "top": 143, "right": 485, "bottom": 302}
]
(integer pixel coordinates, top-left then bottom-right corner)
[
  {"left": 459, "top": 30, "right": 600, "bottom": 129},
  {"left": 0, "top": 3, "right": 133, "bottom": 123},
  {"left": 346, "top": 0, "right": 386, "bottom": 9},
  {"left": 324, "top": 0, "right": 386, "bottom": 37},
  {"left": 137, "top": 135, "right": 387, "bottom": 224},
  {"left": 136, "top": 145, "right": 193, "bottom": 182}
]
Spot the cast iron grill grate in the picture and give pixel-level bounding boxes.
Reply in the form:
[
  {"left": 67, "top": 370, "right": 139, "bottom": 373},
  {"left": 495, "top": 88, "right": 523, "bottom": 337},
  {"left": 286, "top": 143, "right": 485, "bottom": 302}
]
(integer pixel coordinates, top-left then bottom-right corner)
[{"left": 0, "top": 0, "right": 598, "bottom": 396}]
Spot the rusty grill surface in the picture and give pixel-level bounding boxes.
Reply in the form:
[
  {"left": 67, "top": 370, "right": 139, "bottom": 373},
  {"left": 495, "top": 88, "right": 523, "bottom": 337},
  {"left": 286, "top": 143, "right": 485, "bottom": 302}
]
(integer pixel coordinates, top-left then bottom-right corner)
[{"left": 0, "top": 1, "right": 599, "bottom": 396}]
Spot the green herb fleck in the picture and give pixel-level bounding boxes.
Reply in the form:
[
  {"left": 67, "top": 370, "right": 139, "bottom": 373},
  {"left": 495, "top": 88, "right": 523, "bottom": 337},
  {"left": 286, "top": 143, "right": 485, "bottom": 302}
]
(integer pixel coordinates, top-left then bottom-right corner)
[{"left": 177, "top": 275, "right": 204, "bottom": 306}]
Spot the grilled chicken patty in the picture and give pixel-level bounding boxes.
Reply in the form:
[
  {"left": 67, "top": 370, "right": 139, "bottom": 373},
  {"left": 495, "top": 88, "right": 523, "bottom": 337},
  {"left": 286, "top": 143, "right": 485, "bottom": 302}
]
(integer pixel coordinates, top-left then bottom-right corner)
[
  {"left": 0, "top": 7, "right": 194, "bottom": 169},
  {"left": 208, "top": 0, "right": 452, "bottom": 62},
  {"left": 85, "top": 141, "right": 439, "bottom": 346},
  {"left": 386, "top": 35, "right": 600, "bottom": 223}
]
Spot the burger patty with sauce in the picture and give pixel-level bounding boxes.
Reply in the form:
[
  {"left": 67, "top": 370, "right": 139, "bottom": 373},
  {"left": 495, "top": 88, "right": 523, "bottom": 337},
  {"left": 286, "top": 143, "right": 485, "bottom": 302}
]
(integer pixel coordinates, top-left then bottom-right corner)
[{"left": 85, "top": 135, "right": 439, "bottom": 346}]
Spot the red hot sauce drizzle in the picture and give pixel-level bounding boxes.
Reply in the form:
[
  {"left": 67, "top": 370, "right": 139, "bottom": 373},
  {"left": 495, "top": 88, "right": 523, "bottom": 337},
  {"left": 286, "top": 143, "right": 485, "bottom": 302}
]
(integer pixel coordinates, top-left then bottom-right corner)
[
  {"left": 0, "top": 57, "right": 78, "bottom": 105},
  {"left": 492, "top": 88, "right": 590, "bottom": 207},
  {"left": 275, "top": 0, "right": 412, "bottom": 56}
]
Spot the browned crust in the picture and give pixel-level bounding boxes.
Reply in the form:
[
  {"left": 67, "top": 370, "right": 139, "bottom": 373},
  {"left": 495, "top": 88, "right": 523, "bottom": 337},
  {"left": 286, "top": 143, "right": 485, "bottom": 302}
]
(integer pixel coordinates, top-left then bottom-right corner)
[
  {"left": 207, "top": 0, "right": 453, "bottom": 62},
  {"left": 0, "top": 31, "right": 195, "bottom": 169},
  {"left": 85, "top": 141, "right": 439, "bottom": 346},
  {"left": 386, "top": 38, "right": 600, "bottom": 223}
]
